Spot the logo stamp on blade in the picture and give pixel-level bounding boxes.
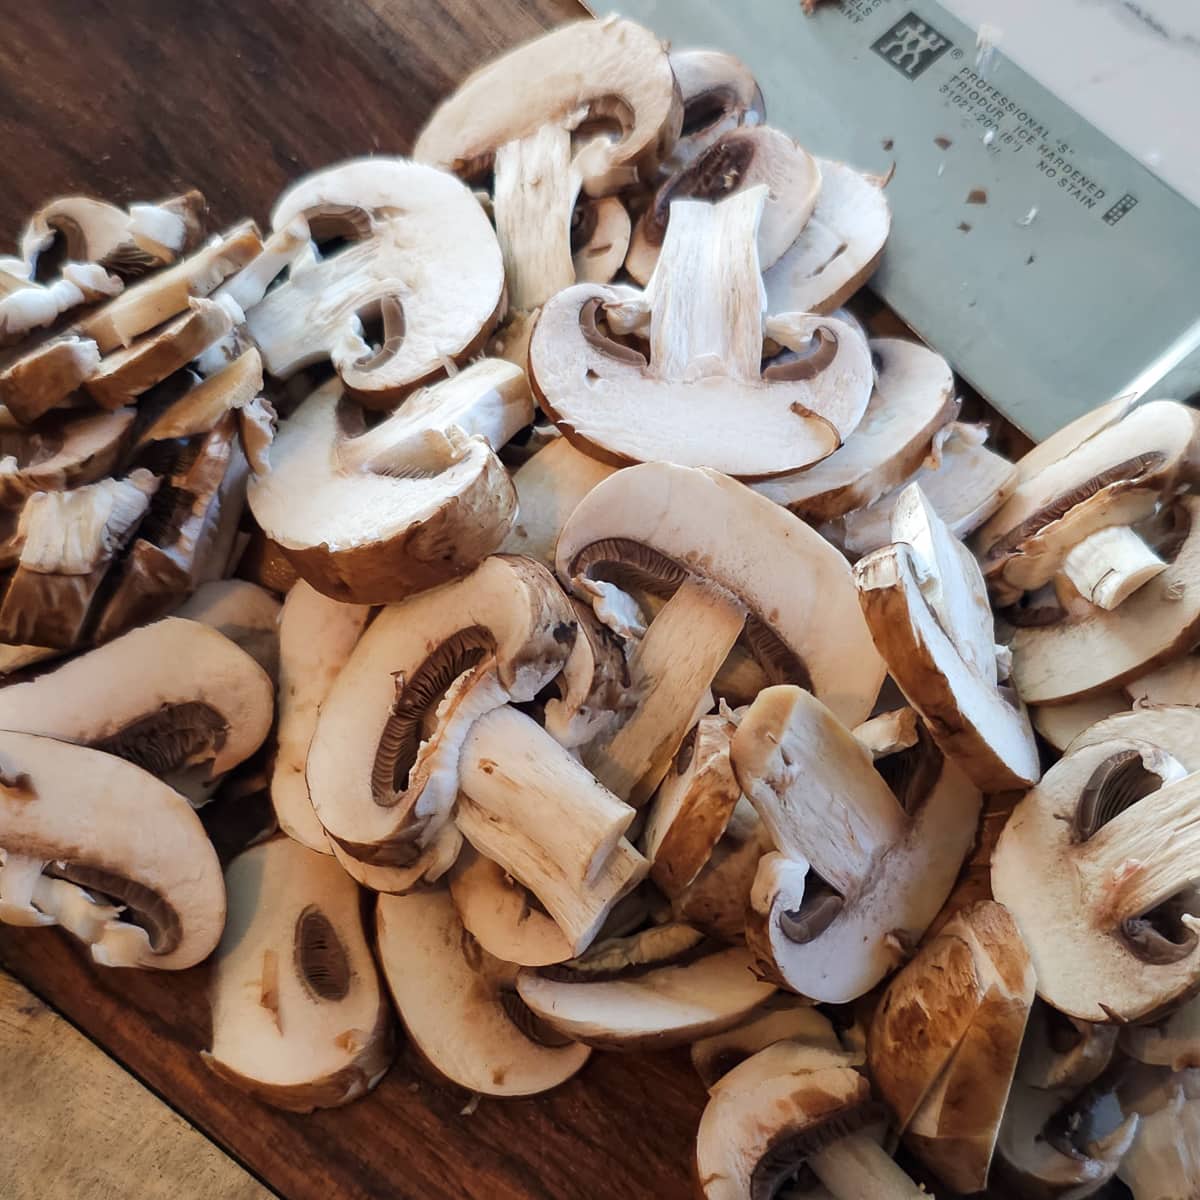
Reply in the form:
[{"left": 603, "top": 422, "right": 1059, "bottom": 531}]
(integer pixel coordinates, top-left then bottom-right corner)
[{"left": 872, "top": 13, "right": 952, "bottom": 79}]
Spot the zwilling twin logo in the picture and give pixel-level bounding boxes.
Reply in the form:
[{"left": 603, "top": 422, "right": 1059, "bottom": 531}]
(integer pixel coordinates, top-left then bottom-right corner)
[{"left": 872, "top": 12, "right": 953, "bottom": 79}]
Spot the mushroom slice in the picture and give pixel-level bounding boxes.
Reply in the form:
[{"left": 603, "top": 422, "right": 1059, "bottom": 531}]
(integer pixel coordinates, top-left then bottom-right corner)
[
  {"left": 1032, "top": 693, "right": 1130, "bottom": 754},
  {"left": 376, "top": 889, "right": 590, "bottom": 1096},
  {"left": 500, "top": 437, "right": 617, "bottom": 567},
  {"left": 331, "top": 823, "right": 461, "bottom": 896},
  {"left": 449, "top": 846, "right": 573, "bottom": 968},
  {"left": 174, "top": 580, "right": 281, "bottom": 681},
  {"left": 852, "top": 707, "right": 921, "bottom": 760},
  {"left": 0, "top": 471, "right": 158, "bottom": 649},
  {"left": 83, "top": 297, "right": 233, "bottom": 410},
  {"left": 203, "top": 837, "right": 391, "bottom": 1111},
  {"left": 21, "top": 192, "right": 204, "bottom": 277},
  {"left": 0, "top": 336, "right": 100, "bottom": 424},
  {"left": 754, "top": 339, "right": 959, "bottom": 520},
  {"left": 1066, "top": 704, "right": 1200, "bottom": 767},
  {"left": 994, "top": 1077, "right": 1138, "bottom": 1200},
  {"left": 0, "top": 407, "right": 135, "bottom": 507},
  {"left": 0, "top": 262, "right": 123, "bottom": 344},
  {"left": 993, "top": 732, "right": 1200, "bottom": 1022},
  {"left": 856, "top": 483, "right": 1041, "bottom": 791},
  {"left": 696, "top": 1042, "right": 927, "bottom": 1200},
  {"left": 244, "top": 159, "right": 504, "bottom": 404},
  {"left": 643, "top": 709, "right": 742, "bottom": 897},
  {"left": 532, "top": 189, "right": 873, "bottom": 477},
  {"left": 662, "top": 49, "right": 765, "bottom": 175},
  {"left": 1011, "top": 496, "right": 1200, "bottom": 704},
  {"left": 415, "top": 17, "right": 679, "bottom": 312},
  {"left": 1117, "top": 1066, "right": 1200, "bottom": 1199},
  {"left": 557, "top": 461, "right": 885, "bottom": 729},
  {"left": 871, "top": 901, "right": 1035, "bottom": 1193},
  {"left": 1019, "top": 1001, "right": 1120, "bottom": 1094},
  {"left": 1129, "top": 653, "right": 1200, "bottom": 708},
  {"left": 834, "top": 421, "right": 1017, "bottom": 559},
  {"left": 691, "top": 996, "right": 849, "bottom": 1089},
  {"left": 93, "top": 412, "right": 248, "bottom": 642},
  {"left": 626, "top": 126, "right": 822, "bottom": 284},
  {"left": 1122, "top": 995, "right": 1200, "bottom": 1071},
  {"left": 763, "top": 159, "right": 891, "bottom": 316},
  {"left": 0, "top": 616, "right": 273, "bottom": 784},
  {"left": 570, "top": 195, "right": 631, "bottom": 286},
  {"left": 0, "top": 729, "right": 224, "bottom": 969},
  {"left": 516, "top": 929, "right": 774, "bottom": 1050},
  {"left": 306, "top": 554, "right": 573, "bottom": 857},
  {"left": 1015, "top": 391, "right": 1142, "bottom": 486},
  {"left": 977, "top": 400, "right": 1199, "bottom": 605},
  {"left": 133, "top": 347, "right": 263, "bottom": 447},
  {"left": 248, "top": 361, "right": 528, "bottom": 604},
  {"left": 270, "top": 582, "right": 368, "bottom": 853},
  {"left": 733, "top": 687, "right": 982, "bottom": 1002}
]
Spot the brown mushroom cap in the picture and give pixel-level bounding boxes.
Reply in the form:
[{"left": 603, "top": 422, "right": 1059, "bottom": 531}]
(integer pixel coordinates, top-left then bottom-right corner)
[
  {"left": 203, "top": 837, "right": 392, "bottom": 1111},
  {"left": 0, "top": 729, "right": 225, "bottom": 969}
]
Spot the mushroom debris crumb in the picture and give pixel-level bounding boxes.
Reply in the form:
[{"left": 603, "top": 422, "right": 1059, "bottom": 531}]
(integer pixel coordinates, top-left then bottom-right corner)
[{"left": 0, "top": 14, "right": 1198, "bottom": 1191}]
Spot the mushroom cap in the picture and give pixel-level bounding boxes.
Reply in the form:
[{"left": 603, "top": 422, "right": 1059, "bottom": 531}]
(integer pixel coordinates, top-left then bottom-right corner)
[
  {"left": 376, "top": 888, "right": 590, "bottom": 1097},
  {"left": 695, "top": 1040, "right": 875, "bottom": 1200},
  {"left": 1011, "top": 496, "right": 1200, "bottom": 703},
  {"left": 0, "top": 616, "right": 273, "bottom": 778},
  {"left": 306, "top": 554, "right": 573, "bottom": 853},
  {"left": 556, "top": 462, "right": 885, "bottom": 728},
  {"left": 755, "top": 338, "right": 958, "bottom": 520},
  {"left": 248, "top": 362, "right": 526, "bottom": 604},
  {"left": 0, "top": 335, "right": 100, "bottom": 425},
  {"left": 245, "top": 158, "right": 505, "bottom": 403},
  {"left": 763, "top": 159, "right": 891, "bottom": 316},
  {"left": 414, "top": 17, "right": 681, "bottom": 193},
  {"left": 173, "top": 579, "right": 282, "bottom": 683},
  {"left": 204, "top": 837, "right": 392, "bottom": 1111},
  {"left": 662, "top": 48, "right": 765, "bottom": 175},
  {"left": 0, "top": 729, "right": 224, "bottom": 969},
  {"left": 532, "top": 284, "right": 872, "bottom": 478},
  {"left": 627, "top": 126, "right": 822, "bottom": 283},
  {"left": 993, "top": 731, "right": 1200, "bottom": 1022}
]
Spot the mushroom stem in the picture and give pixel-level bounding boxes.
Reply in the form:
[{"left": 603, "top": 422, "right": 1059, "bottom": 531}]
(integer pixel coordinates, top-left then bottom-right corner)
[
  {"left": 809, "top": 1134, "right": 928, "bottom": 1199},
  {"left": 1083, "top": 768, "right": 1200, "bottom": 925},
  {"left": 493, "top": 124, "right": 581, "bottom": 311},
  {"left": 459, "top": 704, "right": 637, "bottom": 885},
  {"left": 644, "top": 187, "right": 767, "bottom": 383},
  {"left": 1062, "top": 525, "right": 1167, "bottom": 610},
  {"left": 584, "top": 576, "right": 746, "bottom": 805}
]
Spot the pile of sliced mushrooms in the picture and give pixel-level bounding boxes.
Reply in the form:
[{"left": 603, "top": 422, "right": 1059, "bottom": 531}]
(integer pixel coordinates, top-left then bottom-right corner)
[{"left": 2, "top": 16, "right": 1199, "bottom": 1199}]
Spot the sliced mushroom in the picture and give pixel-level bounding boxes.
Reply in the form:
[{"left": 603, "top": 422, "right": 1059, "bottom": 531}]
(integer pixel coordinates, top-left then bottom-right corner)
[
  {"left": 733, "top": 686, "right": 982, "bottom": 1002},
  {"left": 571, "top": 196, "right": 631, "bottom": 286},
  {"left": 0, "top": 470, "right": 158, "bottom": 648},
  {"left": 235, "top": 529, "right": 299, "bottom": 595},
  {"left": 0, "top": 335, "right": 100, "bottom": 424},
  {"left": 1066, "top": 704, "right": 1200, "bottom": 768},
  {"left": 834, "top": 421, "right": 1017, "bottom": 559},
  {"left": 0, "top": 729, "right": 224, "bottom": 969},
  {"left": 415, "top": 17, "right": 679, "bottom": 312},
  {"left": 0, "top": 406, "right": 135, "bottom": 507},
  {"left": 376, "top": 888, "right": 590, "bottom": 1096},
  {"left": 330, "top": 822, "right": 461, "bottom": 896},
  {"left": 754, "top": 338, "right": 958, "bottom": 520},
  {"left": 1015, "top": 391, "right": 1141, "bottom": 486},
  {"left": 993, "top": 731, "right": 1200, "bottom": 1021},
  {"left": 516, "top": 925, "right": 775, "bottom": 1050},
  {"left": 1031, "top": 693, "right": 1130, "bottom": 753},
  {"left": 1117, "top": 1065, "right": 1200, "bottom": 1199},
  {"left": 203, "top": 837, "right": 392, "bottom": 1111},
  {"left": 855, "top": 482, "right": 1041, "bottom": 791},
  {"left": 21, "top": 192, "right": 204, "bottom": 277},
  {"left": 661, "top": 49, "right": 765, "bottom": 175},
  {"left": 1019, "top": 1001, "right": 1120, "bottom": 1090},
  {"left": 244, "top": 158, "right": 505, "bottom": 405},
  {"left": 174, "top": 579, "right": 281, "bottom": 681},
  {"left": 1011, "top": 496, "right": 1200, "bottom": 704},
  {"left": 763, "top": 159, "right": 891, "bottom": 316},
  {"left": 626, "top": 126, "right": 821, "bottom": 284},
  {"left": 1, "top": 262, "right": 123, "bottom": 344},
  {"left": 93, "top": 412, "right": 248, "bottom": 642},
  {"left": 0, "top": 616, "right": 273, "bottom": 787},
  {"left": 643, "top": 708, "right": 742, "bottom": 896},
  {"left": 532, "top": 189, "right": 873, "bottom": 477},
  {"left": 500, "top": 430, "right": 617, "bottom": 567},
  {"left": 448, "top": 846, "right": 573, "bottom": 967},
  {"left": 306, "top": 554, "right": 573, "bottom": 858},
  {"left": 977, "top": 400, "right": 1198, "bottom": 606},
  {"left": 248, "top": 360, "right": 529, "bottom": 603},
  {"left": 994, "top": 1076, "right": 1138, "bottom": 1199},
  {"left": 696, "top": 1041, "right": 927, "bottom": 1200},
  {"left": 134, "top": 347, "right": 263, "bottom": 447},
  {"left": 556, "top": 461, "right": 885, "bottom": 730},
  {"left": 1122, "top": 992, "right": 1200, "bottom": 1070},
  {"left": 691, "top": 996, "right": 849, "bottom": 1089},
  {"left": 870, "top": 900, "right": 1035, "bottom": 1193},
  {"left": 852, "top": 707, "right": 921, "bottom": 760},
  {"left": 78, "top": 222, "right": 263, "bottom": 353}
]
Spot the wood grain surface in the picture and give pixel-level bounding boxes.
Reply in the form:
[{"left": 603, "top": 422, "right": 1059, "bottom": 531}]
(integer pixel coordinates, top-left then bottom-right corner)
[{"left": 0, "top": 970, "right": 271, "bottom": 1200}]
